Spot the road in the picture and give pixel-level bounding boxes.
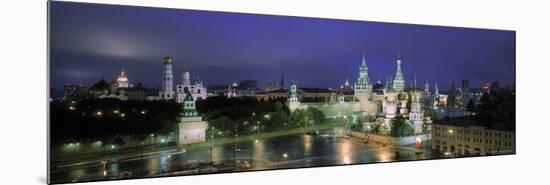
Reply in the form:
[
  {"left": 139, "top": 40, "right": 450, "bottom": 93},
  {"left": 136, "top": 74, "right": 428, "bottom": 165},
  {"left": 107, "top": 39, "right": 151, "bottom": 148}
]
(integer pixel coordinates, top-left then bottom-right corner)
[{"left": 50, "top": 127, "right": 435, "bottom": 184}]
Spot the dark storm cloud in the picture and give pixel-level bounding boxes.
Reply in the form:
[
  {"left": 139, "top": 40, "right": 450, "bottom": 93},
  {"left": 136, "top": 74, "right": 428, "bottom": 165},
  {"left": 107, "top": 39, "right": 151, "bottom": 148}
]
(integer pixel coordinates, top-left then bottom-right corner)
[{"left": 50, "top": 2, "right": 515, "bottom": 90}]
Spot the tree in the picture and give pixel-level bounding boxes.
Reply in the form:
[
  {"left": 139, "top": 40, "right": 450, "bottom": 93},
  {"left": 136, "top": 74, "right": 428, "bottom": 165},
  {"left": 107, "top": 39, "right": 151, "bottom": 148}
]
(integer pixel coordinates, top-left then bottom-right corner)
[
  {"left": 274, "top": 101, "right": 284, "bottom": 112},
  {"left": 389, "top": 115, "right": 413, "bottom": 137},
  {"left": 466, "top": 99, "right": 476, "bottom": 112}
]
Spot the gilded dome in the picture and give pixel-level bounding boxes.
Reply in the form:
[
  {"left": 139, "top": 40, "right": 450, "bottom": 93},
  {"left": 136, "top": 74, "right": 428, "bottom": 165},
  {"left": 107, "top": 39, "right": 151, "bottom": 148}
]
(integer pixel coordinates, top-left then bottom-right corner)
[{"left": 163, "top": 56, "right": 172, "bottom": 64}]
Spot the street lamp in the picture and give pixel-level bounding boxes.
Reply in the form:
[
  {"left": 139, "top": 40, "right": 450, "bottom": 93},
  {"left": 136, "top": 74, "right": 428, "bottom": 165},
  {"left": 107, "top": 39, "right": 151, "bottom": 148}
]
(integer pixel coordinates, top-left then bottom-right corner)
[
  {"left": 149, "top": 133, "right": 155, "bottom": 151},
  {"left": 210, "top": 127, "right": 215, "bottom": 164},
  {"left": 75, "top": 142, "right": 80, "bottom": 160},
  {"left": 257, "top": 121, "right": 261, "bottom": 136}
]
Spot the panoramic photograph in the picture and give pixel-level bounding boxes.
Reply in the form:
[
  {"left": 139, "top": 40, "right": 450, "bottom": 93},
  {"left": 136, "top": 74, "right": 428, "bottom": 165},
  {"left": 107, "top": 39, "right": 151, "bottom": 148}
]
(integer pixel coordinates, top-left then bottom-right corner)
[{"left": 48, "top": 1, "right": 516, "bottom": 184}]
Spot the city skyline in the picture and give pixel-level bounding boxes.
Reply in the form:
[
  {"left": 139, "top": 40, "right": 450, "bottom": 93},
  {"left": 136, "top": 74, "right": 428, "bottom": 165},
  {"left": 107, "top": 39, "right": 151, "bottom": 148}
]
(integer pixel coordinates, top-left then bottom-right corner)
[
  {"left": 48, "top": 2, "right": 516, "bottom": 184},
  {"left": 51, "top": 2, "right": 515, "bottom": 90}
]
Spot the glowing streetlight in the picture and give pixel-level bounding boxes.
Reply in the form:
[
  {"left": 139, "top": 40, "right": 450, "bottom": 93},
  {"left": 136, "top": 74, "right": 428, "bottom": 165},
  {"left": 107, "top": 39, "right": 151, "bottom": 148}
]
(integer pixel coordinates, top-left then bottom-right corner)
[
  {"left": 150, "top": 133, "right": 155, "bottom": 151},
  {"left": 283, "top": 153, "right": 288, "bottom": 158},
  {"left": 96, "top": 111, "right": 103, "bottom": 116},
  {"left": 141, "top": 110, "right": 146, "bottom": 115},
  {"left": 257, "top": 121, "right": 261, "bottom": 136}
]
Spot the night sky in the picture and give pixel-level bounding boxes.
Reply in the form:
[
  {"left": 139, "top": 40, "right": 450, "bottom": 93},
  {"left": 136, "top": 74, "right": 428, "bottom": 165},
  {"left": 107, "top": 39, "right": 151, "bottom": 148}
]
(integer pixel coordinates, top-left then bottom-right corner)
[{"left": 50, "top": 2, "right": 515, "bottom": 91}]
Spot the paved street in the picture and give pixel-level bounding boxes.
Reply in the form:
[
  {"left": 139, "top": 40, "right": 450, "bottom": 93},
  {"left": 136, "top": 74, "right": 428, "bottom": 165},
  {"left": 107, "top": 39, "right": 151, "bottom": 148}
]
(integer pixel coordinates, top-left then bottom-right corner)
[{"left": 50, "top": 127, "right": 434, "bottom": 184}]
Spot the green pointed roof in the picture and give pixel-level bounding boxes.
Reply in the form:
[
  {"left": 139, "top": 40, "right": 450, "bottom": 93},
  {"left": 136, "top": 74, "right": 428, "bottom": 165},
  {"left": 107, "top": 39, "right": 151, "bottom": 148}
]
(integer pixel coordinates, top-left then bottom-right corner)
[
  {"left": 359, "top": 52, "right": 368, "bottom": 72},
  {"left": 184, "top": 91, "right": 194, "bottom": 102},
  {"left": 181, "top": 91, "right": 198, "bottom": 117},
  {"left": 395, "top": 59, "right": 404, "bottom": 81}
]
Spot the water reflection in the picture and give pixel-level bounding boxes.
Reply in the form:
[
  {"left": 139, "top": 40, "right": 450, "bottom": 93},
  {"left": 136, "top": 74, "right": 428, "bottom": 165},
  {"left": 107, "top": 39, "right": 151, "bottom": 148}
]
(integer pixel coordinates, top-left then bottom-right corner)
[
  {"left": 253, "top": 139, "right": 265, "bottom": 163},
  {"left": 147, "top": 157, "right": 159, "bottom": 176},
  {"left": 52, "top": 128, "right": 433, "bottom": 184},
  {"left": 109, "top": 162, "right": 119, "bottom": 175},
  {"left": 303, "top": 135, "right": 312, "bottom": 156},
  {"left": 338, "top": 139, "right": 353, "bottom": 165},
  {"left": 212, "top": 145, "right": 224, "bottom": 163}
]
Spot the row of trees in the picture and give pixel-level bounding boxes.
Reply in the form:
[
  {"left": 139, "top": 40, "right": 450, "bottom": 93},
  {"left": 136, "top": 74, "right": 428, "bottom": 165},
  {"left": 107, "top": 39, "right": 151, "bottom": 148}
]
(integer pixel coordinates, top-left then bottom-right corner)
[
  {"left": 51, "top": 95, "right": 329, "bottom": 143},
  {"left": 366, "top": 115, "right": 415, "bottom": 137},
  {"left": 197, "top": 96, "right": 325, "bottom": 138},
  {"left": 470, "top": 89, "right": 515, "bottom": 130},
  {"left": 50, "top": 98, "right": 181, "bottom": 143}
]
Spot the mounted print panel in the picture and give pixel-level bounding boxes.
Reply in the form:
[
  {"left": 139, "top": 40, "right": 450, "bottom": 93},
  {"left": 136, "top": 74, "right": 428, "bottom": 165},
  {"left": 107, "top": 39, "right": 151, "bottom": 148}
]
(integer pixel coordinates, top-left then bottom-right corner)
[{"left": 48, "top": 1, "right": 515, "bottom": 184}]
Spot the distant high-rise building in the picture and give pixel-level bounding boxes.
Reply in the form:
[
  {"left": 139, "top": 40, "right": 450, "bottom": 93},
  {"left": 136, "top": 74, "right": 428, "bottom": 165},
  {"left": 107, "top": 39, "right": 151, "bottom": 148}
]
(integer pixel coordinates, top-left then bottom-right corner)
[
  {"left": 462, "top": 79, "right": 471, "bottom": 104},
  {"left": 63, "top": 84, "right": 88, "bottom": 100},
  {"left": 491, "top": 81, "right": 501, "bottom": 91},
  {"left": 239, "top": 80, "right": 257, "bottom": 90},
  {"left": 116, "top": 69, "right": 129, "bottom": 88},
  {"left": 159, "top": 56, "right": 175, "bottom": 100},
  {"left": 262, "top": 82, "right": 281, "bottom": 92},
  {"left": 280, "top": 75, "right": 285, "bottom": 90}
]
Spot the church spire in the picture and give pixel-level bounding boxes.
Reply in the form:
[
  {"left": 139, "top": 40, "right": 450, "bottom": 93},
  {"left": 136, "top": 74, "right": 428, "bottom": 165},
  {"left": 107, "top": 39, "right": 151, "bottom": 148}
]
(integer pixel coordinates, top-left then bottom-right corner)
[
  {"left": 434, "top": 82, "right": 439, "bottom": 96},
  {"left": 392, "top": 53, "right": 405, "bottom": 92},
  {"left": 423, "top": 80, "right": 430, "bottom": 96},
  {"left": 356, "top": 52, "right": 370, "bottom": 86},
  {"left": 361, "top": 52, "right": 367, "bottom": 69},
  {"left": 413, "top": 75, "right": 417, "bottom": 89},
  {"left": 359, "top": 52, "right": 368, "bottom": 73}
]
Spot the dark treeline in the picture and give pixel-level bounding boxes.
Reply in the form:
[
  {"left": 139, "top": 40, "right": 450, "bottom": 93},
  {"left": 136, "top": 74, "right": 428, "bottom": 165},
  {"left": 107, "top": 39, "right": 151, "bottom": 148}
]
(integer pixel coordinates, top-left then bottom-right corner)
[
  {"left": 50, "top": 99, "right": 181, "bottom": 142},
  {"left": 196, "top": 96, "right": 284, "bottom": 121},
  {"left": 196, "top": 96, "right": 325, "bottom": 137},
  {"left": 441, "top": 87, "right": 515, "bottom": 131},
  {"left": 474, "top": 88, "right": 515, "bottom": 130},
  {"left": 51, "top": 96, "right": 327, "bottom": 143}
]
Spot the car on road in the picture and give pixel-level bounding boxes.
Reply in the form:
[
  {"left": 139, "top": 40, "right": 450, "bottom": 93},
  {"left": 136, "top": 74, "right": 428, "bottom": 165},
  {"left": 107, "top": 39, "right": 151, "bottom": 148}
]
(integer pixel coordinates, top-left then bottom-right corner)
[
  {"left": 118, "top": 171, "right": 132, "bottom": 178},
  {"left": 306, "top": 130, "right": 320, "bottom": 135}
]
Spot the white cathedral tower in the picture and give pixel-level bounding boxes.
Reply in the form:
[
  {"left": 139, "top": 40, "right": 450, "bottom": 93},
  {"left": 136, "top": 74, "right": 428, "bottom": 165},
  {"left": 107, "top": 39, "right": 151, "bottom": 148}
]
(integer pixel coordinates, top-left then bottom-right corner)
[
  {"left": 176, "top": 65, "right": 207, "bottom": 103},
  {"left": 159, "top": 56, "right": 175, "bottom": 100}
]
